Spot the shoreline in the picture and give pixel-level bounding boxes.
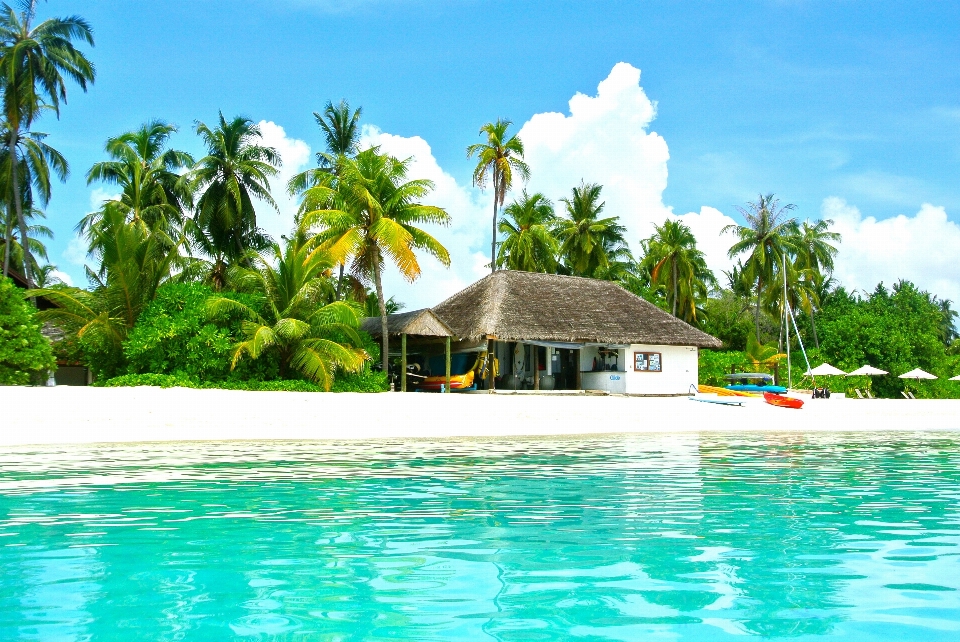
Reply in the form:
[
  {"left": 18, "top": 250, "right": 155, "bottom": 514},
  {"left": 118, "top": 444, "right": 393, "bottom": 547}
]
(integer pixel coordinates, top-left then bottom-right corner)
[{"left": 2, "top": 386, "right": 959, "bottom": 447}]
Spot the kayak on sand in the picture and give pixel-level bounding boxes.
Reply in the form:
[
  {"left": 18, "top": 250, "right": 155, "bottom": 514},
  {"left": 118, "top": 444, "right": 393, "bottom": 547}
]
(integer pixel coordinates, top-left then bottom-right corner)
[{"left": 763, "top": 392, "right": 804, "bottom": 409}]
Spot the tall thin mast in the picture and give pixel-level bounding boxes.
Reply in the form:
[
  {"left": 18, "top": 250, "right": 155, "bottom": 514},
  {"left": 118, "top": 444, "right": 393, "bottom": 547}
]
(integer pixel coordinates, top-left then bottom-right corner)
[{"left": 784, "top": 253, "right": 791, "bottom": 390}]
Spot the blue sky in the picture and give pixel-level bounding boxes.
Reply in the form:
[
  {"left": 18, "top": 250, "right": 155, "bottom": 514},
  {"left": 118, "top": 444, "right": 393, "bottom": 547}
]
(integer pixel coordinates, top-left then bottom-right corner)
[{"left": 37, "top": 0, "right": 960, "bottom": 306}]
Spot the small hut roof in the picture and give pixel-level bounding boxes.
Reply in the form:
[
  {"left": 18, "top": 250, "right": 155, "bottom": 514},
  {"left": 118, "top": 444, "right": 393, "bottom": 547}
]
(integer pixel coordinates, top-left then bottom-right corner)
[
  {"left": 361, "top": 308, "right": 453, "bottom": 337},
  {"left": 431, "top": 270, "right": 722, "bottom": 348}
]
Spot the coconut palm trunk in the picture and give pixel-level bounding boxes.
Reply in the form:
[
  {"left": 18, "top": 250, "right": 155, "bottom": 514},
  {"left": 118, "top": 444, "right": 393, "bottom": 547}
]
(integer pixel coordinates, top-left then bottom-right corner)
[
  {"left": 8, "top": 132, "right": 32, "bottom": 285},
  {"left": 755, "top": 277, "right": 763, "bottom": 342},
  {"left": 373, "top": 252, "right": 389, "bottom": 374},
  {"left": 671, "top": 257, "right": 678, "bottom": 317},
  {"left": 2, "top": 204, "right": 13, "bottom": 276},
  {"left": 491, "top": 173, "right": 500, "bottom": 273}
]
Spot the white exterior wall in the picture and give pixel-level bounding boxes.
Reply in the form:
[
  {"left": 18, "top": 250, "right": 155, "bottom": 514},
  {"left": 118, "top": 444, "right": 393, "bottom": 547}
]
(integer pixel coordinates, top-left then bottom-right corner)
[{"left": 623, "top": 344, "right": 699, "bottom": 395}]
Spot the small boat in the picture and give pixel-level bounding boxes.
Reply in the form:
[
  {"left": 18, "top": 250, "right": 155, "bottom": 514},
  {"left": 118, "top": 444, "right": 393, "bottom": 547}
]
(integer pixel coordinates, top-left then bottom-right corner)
[
  {"left": 724, "top": 373, "right": 787, "bottom": 394},
  {"left": 763, "top": 392, "right": 804, "bottom": 409},
  {"left": 727, "top": 383, "right": 788, "bottom": 393},
  {"left": 698, "top": 385, "right": 761, "bottom": 398}
]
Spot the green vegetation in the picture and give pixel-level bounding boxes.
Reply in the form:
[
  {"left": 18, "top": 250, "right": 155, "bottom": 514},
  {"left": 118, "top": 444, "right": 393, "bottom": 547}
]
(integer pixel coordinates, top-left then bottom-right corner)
[
  {"left": 304, "top": 147, "right": 451, "bottom": 372},
  {"left": 496, "top": 191, "right": 558, "bottom": 272},
  {"left": 0, "top": 276, "right": 54, "bottom": 384},
  {"left": 124, "top": 282, "right": 275, "bottom": 382},
  {"left": 809, "top": 282, "right": 959, "bottom": 398},
  {"left": 641, "top": 219, "right": 715, "bottom": 324}
]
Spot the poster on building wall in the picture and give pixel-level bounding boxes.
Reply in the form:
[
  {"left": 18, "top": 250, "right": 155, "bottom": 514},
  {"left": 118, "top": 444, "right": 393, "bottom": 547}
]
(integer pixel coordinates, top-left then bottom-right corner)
[{"left": 634, "top": 351, "right": 662, "bottom": 372}]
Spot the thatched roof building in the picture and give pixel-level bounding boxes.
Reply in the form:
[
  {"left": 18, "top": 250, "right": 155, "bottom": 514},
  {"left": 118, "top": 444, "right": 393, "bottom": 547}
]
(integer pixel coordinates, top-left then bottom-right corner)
[
  {"left": 360, "top": 308, "right": 453, "bottom": 338},
  {"left": 432, "top": 270, "right": 721, "bottom": 348}
]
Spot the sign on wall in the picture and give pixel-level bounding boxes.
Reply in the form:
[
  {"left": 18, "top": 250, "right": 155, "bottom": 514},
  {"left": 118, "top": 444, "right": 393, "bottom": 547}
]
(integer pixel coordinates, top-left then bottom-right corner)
[{"left": 634, "top": 351, "right": 662, "bottom": 372}]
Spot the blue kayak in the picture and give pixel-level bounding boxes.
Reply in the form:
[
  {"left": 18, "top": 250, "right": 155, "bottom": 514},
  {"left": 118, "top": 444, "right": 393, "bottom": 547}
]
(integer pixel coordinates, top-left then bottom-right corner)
[{"left": 726, "top": 384, "right": 788, "bottom": 394}]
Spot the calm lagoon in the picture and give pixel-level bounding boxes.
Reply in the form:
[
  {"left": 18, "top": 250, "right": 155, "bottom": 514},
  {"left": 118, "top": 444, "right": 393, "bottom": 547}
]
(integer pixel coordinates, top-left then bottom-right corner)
[{"left": 1, "top": 434, "right": 958, "bottom": 640}]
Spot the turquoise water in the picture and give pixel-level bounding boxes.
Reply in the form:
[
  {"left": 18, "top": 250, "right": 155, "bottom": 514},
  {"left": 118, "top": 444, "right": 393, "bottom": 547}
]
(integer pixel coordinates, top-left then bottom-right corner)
[{"left": 1, "top": 434, "right": 958, "bottom": 640}]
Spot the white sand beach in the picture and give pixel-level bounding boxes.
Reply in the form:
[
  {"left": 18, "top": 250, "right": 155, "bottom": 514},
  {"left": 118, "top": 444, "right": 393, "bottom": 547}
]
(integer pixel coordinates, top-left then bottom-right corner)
[{"left": 2, "top": 386, "right": 958, "bottom": 447}]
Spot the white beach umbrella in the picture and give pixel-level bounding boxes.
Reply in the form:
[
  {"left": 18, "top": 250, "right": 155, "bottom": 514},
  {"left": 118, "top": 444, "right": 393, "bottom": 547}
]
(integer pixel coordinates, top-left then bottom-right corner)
[
  {"left": 807, "top": 363, "right": 847, "bottom": 376},
  {"left": 846, "top": 365, "right": 888, "bottom": 376},
  {"left": 951, "top": 375, "right": 960, "bottom": 381},
  {"left": 898, "top": 368, "right": 937, "bottom": 381}
]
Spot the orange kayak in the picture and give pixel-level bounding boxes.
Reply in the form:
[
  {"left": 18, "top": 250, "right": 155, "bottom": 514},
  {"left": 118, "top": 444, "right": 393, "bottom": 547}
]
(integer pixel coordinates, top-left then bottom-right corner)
[{"left": 763, "top": 392, "right": 804, "bottom": 409}]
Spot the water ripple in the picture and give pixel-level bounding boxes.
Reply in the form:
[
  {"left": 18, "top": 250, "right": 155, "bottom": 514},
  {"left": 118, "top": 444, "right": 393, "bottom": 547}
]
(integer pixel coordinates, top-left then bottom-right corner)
[{"left": 0, "top": 433, "right": 958, "bottom": 640}]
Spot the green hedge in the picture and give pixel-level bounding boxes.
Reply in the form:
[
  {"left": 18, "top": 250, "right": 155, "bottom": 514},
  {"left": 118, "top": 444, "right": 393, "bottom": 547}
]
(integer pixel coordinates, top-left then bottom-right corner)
[{"left": 94, "top": 371, "right": 387, "bottom": 393}]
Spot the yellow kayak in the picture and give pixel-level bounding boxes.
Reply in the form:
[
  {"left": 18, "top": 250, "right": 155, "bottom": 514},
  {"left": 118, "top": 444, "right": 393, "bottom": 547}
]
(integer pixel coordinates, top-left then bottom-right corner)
[{"left": 698, "top": 385, "right": 762, "bottom": 398}]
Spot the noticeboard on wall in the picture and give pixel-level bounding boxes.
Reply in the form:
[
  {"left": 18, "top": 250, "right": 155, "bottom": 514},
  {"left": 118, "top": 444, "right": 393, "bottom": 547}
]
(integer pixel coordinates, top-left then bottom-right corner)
[{"left": 634, "top": 351, "right": 662, "bottom": 372}]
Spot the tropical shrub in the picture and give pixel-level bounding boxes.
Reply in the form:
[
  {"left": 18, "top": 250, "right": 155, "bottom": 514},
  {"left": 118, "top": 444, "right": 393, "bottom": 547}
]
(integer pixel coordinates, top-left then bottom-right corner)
[
  {"left": 698, "top": 349, "right": 748, "bottom": 387},
  {"left": 32, "top": 207, "right": 187, "bottom": 379},
  {"left": 207, "top": 223, "right": 370, "bottom": 389},
  {"left": 331, "top": 370, "right": 389, "bottom": 392},
  {"left": 94, "top": 372, "right": 386, "bottom": 392},
  {"left": 0, "top": 278, "right": 56, "bottom": 384},
  {"left": 124, "top": 282, "right": 278, "bottom": 381}
]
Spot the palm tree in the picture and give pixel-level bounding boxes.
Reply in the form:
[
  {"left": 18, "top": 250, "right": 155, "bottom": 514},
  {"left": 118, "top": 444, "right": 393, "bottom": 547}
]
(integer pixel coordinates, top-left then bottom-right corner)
[
  {"left": 467, "top": 119, "right": 530, "bottom": 273},
  {"left": 206, "top": 222, "right": 368, "bottom": 390},
  {"left": 81, "top": 120, "right": 194, "bottom": 238},
  {"left": 362, "top": 292, "right": 403, "bottom": 318},
  {"left": 787, "top": 219, "right": 841, "bottom": 348},
  {"left": 723, "top": 194, "right": 798, "bottom": 342},
  {"left": 315, "top": 99, "right": 362, "bottom": 167},
  {"left": 31, "top": 261, "right": 60, "bottom": 287},
  {"left": 554, "top": 181, "right": 629, "bottom": 278},
  {"left": 496, "top": 191, "right": 558, "bottom": 272},
  {"left": 31, "top": 208, "right": 184, "bottom": 377},
  {"left": 304, "top": 148, "right": 451, "bottom": 373},
  {"left": 288, "top": 99, "right": 363, "bottom": 300},
  {"left": 190, "top": 113, "right": 280, "bottom": 289},
  {"left": 0, "top": 2, "right": 94, "bottom": 285},
  {"left": 745, "top": 334, "right": 788, "bottom": 379},
  {"left": 642, "top": 219, "right": 716, "bottom": 322},
  {"left": 1, "top": 201, "right": 51, "bottom": 278},
  {"left": 0, "top": 125, "right": 67, "bottom": 278}
]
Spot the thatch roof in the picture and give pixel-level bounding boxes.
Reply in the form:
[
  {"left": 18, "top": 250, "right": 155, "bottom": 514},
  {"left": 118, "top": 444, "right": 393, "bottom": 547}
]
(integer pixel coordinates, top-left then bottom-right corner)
[
  {"left": 361, "top": 308, "right": 453, "bottom": 337},
  {"left": 431, "top": 270, "right": 722, "bottom": 348}
]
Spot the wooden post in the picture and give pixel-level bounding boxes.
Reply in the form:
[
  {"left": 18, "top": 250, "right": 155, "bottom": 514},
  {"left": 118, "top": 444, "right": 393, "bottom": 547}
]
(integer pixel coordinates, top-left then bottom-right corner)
[
  {"left": 445, "top": 336, "right": 451, "bottom": 393},
  {"left": 533, "top": 345, "right": 540, "bottom": 390},
  {"left": 487, "top": 338, "right": 495, "bottom": 391},
  {"left": 401, "top": 333, "right": 407, "bottom": 392}
]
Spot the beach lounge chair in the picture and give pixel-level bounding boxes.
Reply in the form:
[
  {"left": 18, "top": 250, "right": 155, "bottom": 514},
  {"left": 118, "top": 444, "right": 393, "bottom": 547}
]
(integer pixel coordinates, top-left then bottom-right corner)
[
  {"left": 907, "top": 391, "right": 916, "bottom": 400},
  {"left": 901, "top": 391, "right": 910, "bottom": 399},
  {"left": 865, "top": 390, "right": 875, "bottom": 399},
  {"left": 855, "top": 389, "right": 864, "bottom": 399}
]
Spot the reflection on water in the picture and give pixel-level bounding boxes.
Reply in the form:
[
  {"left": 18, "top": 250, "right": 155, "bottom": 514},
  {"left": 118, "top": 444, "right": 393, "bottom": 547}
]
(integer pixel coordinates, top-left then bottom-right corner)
[{"left": 0, "top": 433, "right": 958, "bottom": 640}]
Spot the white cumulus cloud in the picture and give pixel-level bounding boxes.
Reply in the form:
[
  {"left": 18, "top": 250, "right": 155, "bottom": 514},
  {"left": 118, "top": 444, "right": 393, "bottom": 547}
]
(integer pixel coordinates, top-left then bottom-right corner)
[
  {"left": 346, "top": 62, "right": 740, "bottom": 309},
  {"left": 49, "top": 270, "right": 73, "bottom": 287},
  {"left": 825, "top": 197, "right": 960, "bottom": 304},
  {"left": 520, "top": 61, "right": 672, "bottom": 243},
  {"left": 519, "top": 62, "right": 737, "bottom": 281}
]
